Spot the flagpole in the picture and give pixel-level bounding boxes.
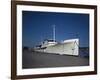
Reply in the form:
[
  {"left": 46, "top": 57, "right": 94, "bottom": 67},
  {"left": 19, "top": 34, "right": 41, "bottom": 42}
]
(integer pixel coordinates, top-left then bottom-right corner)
[{"left": 53, "top": 25, "right": 55, "bottom": 42}]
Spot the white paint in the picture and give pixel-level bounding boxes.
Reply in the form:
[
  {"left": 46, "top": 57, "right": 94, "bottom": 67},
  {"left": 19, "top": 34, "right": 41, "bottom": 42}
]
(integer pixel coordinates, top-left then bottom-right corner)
[{"left": 41, "top": 39, "right": 79, "bottom": 55}]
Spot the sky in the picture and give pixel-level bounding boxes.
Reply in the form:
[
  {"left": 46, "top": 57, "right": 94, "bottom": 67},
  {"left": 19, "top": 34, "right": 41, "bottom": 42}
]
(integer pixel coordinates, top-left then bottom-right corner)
[{"left": 22, "top": 11, "right": 89, "bottom": 48}]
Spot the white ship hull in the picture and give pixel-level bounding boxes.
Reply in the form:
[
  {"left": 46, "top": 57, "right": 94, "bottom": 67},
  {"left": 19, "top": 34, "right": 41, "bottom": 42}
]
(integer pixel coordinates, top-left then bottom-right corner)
[{"left": 35, "top": 39, "right": 79, "bottom": 56}]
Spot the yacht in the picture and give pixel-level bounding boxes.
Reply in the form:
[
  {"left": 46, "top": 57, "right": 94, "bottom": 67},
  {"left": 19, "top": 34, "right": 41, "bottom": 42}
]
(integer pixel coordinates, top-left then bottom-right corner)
[{"left": 34, "top": 25, "right": 79, "bottom": 56}]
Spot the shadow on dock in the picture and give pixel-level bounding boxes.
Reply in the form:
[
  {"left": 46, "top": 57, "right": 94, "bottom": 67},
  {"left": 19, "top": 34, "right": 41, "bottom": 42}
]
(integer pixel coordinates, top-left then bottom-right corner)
[{"left": 22, "top": 50, "right": 89, "bottom": 69}]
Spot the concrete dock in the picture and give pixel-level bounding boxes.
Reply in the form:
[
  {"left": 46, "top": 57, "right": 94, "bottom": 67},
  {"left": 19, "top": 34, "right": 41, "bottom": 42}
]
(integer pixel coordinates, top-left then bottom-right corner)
[{"left": 22, "top": 50, "right": 89, "bottom": 69}]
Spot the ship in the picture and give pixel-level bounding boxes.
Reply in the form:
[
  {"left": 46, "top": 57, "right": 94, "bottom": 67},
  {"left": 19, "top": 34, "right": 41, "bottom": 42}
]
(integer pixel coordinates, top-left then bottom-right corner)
[{"left": 34, "top": 25, "right": 79, "bottom": 56}]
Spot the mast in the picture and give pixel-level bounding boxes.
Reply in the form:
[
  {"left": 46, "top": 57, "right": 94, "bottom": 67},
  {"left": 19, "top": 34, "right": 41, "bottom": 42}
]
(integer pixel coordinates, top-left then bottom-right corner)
[{"left": 53, "top": 25, "right": 56, "bottom": 42}]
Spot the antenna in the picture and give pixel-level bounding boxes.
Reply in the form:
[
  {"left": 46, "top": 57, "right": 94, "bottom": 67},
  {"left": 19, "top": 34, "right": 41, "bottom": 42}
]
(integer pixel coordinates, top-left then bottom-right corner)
[{"left": 53, "top": 25, "right": 56, "bottom": 42}]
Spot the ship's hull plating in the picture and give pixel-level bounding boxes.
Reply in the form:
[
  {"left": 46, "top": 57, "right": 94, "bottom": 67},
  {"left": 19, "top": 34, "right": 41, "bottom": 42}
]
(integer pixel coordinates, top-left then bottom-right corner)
[{"left": 35, "top": 39, "right": 79, "bottom": 56}]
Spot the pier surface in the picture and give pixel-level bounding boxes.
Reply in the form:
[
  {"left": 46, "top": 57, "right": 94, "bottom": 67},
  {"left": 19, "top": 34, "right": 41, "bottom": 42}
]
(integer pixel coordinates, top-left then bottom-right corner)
[{"left": 22, "top": 50, "right": 89, "bottom": 69}]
